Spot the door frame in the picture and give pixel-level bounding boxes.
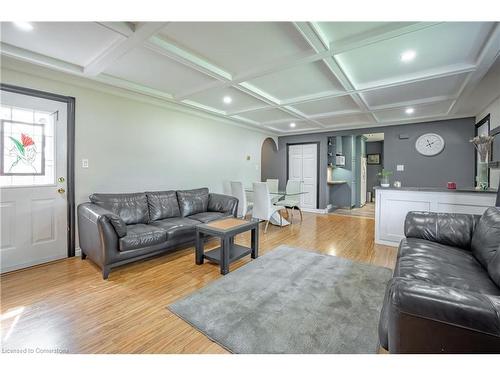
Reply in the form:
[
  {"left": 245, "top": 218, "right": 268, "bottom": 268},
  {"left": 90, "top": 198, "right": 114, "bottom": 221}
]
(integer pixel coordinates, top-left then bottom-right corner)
[
  {"left": 286, "top": 142, "right": 320, "bottom": 209},
  {"left": 1, "top": 83, "right": 76, "bottom": 257},
  {"left": 474, "top": 114, "right": 491, "bottom": 187}
]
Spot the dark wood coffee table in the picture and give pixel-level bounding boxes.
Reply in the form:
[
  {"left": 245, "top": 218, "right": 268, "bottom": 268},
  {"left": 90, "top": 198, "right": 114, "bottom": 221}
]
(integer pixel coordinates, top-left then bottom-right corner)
[{"left": 195, "top": 218, "right": 259, "bottom": 275}]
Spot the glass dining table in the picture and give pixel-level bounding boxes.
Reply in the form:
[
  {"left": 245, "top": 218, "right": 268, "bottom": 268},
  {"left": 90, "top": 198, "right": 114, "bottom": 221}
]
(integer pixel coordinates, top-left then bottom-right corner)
[{"left": 244, "top": 189, "right": 308, "bottom": 227}]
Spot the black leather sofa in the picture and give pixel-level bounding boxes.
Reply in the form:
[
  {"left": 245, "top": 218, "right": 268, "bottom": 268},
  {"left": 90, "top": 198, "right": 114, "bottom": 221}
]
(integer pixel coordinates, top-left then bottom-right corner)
[
  {"left": 378, "top": 207, "right": 500, "bottom": 353},
  {"left": 77, "top": 188, "right": 238, "bottom": 279}
]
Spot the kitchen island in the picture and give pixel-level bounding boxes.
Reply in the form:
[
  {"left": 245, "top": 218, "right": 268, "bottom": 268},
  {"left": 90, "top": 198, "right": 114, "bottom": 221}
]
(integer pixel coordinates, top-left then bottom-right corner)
[{"left": 374, "top": 186, "right": 497, "bottom": 247}]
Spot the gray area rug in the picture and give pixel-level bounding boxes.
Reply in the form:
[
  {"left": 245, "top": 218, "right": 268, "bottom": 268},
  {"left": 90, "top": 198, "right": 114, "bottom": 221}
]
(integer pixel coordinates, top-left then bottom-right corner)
[{"left": 168, "top": 245, "right": 392, "bottom": 353}]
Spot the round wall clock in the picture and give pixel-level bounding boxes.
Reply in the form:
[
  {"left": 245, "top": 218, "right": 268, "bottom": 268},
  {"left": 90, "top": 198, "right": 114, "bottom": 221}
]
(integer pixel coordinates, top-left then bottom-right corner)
[{"left": 415, "top": 133, "right": 445, "bottom": 156}]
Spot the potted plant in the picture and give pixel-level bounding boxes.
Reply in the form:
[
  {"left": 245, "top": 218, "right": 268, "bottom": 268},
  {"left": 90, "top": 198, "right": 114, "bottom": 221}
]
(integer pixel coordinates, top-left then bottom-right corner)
[{"left": 377, "top": 169, "right": 393, "bottom": 188}]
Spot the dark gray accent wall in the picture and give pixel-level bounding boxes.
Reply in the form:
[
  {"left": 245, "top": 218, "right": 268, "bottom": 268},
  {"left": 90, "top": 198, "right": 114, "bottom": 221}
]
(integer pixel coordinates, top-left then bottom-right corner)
[
  {"left": 383, "top": 118, "right": 475, "bottom": 188},
  {"left": 275, "top": 117, "right": 475, "bottom": 209},
  {"left": 261, "top": 137, "right": 280, "bottom": 182},
  {"left": 366, "top": 141, "right": 384, "bottom": 194}
]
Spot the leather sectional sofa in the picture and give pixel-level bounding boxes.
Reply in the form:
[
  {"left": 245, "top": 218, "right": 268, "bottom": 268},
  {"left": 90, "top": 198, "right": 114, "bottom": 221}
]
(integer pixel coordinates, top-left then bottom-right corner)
[
  {"left": 77, "top": 188, "right": 238, "bottom": 279},
  {"left": 379, "top": 207, "right": 500, "bottom": 353}
]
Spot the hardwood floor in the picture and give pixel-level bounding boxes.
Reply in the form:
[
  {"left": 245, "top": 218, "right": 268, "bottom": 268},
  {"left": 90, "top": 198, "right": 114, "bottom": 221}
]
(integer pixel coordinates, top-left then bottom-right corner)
[
  {"left": 0, "top": 212, "right": 397, "bottom": 354},
  {"left": 332, "top": 202, "right": 375, "bottom": 218}
]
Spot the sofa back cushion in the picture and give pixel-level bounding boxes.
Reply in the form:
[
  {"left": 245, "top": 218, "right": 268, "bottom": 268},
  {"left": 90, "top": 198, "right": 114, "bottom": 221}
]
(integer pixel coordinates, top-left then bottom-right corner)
[
  {"left": 177, "top": 188, "right": 209, "bottom": 217},
  {"left": 405, "top": 211, "right": 479, "bottom": 250},
  {"left": 146, "top": 191, "right": 180, "bottom": 221},
  {"left": 89, "top": 193, "right": 149, "bottom": 225},
  {"left": 471, "top": 207, "right": 500, "bottom": 287}
]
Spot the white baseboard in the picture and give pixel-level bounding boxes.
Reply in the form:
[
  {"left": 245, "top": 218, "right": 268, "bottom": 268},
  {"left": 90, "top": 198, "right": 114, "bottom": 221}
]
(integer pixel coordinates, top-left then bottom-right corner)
[
  {"left": 301, "top": 207, "right": 330, "bottom": 214},
  {"left": 374, "top": 239, "right": 399, "bottom": 248}
]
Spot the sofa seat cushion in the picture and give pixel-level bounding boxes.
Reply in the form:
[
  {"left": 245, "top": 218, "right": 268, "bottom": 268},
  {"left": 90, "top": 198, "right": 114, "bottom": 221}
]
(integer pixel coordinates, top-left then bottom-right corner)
[
  {"left": 90, "top": 193, "right": 150, "bottom": 224},
  {"left": 119, "top": 224, "right": 167, "bottom": 251},
  {"left": 188, "top": 212, "right": 228, "bottom": 223},
  {"left": 150, "top": 217, "right": 200, "bottom": 239},
  {"left": 146, "top": 191, "right": 181, "bottom": 221},
  {"left": 177, "top": 188, "right": 209, "bottom": 217},
  {"left": 395, "top": 238, "right": 500, "bottom": 295}
]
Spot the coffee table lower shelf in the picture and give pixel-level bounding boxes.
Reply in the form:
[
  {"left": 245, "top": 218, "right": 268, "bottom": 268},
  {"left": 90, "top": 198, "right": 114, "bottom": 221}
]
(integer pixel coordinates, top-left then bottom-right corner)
[
  {"left": 195, "top": 218, "right": 259, "bottom": 275},
  {"left": 204, "top": 244, "right": 252, "bottom": 264}
]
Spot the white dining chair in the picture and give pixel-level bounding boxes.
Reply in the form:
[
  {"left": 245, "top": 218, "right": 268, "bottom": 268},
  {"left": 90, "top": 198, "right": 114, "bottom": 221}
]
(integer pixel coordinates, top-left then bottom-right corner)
[
  {"left": 252, "top": 182, "right": 285, "bottom": 233},
  {"left": 230, "top": 181, "right": 253, "bottom": 219},
  {"left": 222, "top": 180, "right": 233, "bottom": 196},
  {"left": 266, "top": 178, "right": 280, "bottom": 204},
  {"left": 279, "top": 180, "right": 303, "bottom": 222}
]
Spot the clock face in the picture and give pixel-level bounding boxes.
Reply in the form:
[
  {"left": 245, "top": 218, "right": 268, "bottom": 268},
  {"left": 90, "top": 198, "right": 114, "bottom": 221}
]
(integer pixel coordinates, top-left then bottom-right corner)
[{"left": 415, "top": 133, "right": 445, "bottom": 156}]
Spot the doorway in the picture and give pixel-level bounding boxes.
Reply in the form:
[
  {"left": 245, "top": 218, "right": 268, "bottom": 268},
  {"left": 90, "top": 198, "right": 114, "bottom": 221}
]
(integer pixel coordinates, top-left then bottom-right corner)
[
  {"left": 287, "top": 143, "right": 319, "bottom": 210},
  {"left": 0, "top": 85, "right": 75, "bottom": 273},
  {"left": 364, "top": 132, "right": 384, "bottom": 203}
]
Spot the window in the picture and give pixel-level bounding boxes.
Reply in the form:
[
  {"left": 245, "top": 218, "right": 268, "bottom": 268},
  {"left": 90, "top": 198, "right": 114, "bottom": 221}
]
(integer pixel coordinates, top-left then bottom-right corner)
[{"left": 0, "top": 105, "right": 56, "bottom": 187}]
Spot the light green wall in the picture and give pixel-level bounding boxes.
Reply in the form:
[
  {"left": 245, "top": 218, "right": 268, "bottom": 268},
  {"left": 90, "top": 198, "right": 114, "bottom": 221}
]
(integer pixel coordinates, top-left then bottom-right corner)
[{"left": 1, "top": 61, "right": 272, "bottom": 240}]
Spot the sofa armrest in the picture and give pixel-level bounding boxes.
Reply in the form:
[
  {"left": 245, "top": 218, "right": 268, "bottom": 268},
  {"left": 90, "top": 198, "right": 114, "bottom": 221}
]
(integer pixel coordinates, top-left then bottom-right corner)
[
  {"left": 404, "top": 211, "right": 480, "bottom": 250},
  {"left": 208, "top": 193, "right": 238, "bottom": 217},
  {"left": 78, "top": 203, "right": 127, "bottom": 237},
  {"left": 387, "top": 278, "right": 500, "bottom": 353},
  {"left": 77, "top": 203, "right": 123, "bottom": 277}
]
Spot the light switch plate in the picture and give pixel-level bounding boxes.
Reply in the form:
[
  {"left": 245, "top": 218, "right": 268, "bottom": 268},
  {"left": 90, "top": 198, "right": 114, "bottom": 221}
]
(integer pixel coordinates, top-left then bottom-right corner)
[
  {"left": 82, "top": 159, "right": 89, "bottom": 168},
  {"left": 397, "top": 164, "right": 404, "bottom": 171}
]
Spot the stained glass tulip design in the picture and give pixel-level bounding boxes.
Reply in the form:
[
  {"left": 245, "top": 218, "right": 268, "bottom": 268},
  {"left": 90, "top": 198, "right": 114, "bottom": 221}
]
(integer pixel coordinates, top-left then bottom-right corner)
[{"left": 8, "top": 133, "right": 38, "bottom": 172}]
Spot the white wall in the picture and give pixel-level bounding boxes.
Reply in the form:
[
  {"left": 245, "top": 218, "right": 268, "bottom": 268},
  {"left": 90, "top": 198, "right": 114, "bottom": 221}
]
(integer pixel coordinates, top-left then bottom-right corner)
[
  {"left": 477, "top": 95, "right": 500, "bottom": 188},
  {"left": 1, "top": 59, "right": 272, "bottom": 210}
]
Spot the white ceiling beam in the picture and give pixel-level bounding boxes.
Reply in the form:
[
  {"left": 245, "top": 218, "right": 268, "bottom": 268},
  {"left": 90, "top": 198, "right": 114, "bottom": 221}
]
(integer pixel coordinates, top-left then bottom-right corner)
[
  {"left": 92, "top": 74, "right": 275, "bottom": 134},
  {"left": 355, "top": 63, "right": 476, "bottom": 91},
  {"left": 448, "top": 23, "right": 500, "bottom": 114},
  {"left": 368, "top": 95, "right": 458, "bottom": 111},
  {"left": 276, "top": 63, "right": 476, "bottom": 108},
  {"left": 292, "top": 22, "right": 329, "bottom": 53},
  {"left": 317, "top": 55, "right": 375, "bottom": 121},
  {"left": 3, "top": 21, "right": 494, "bottom": 135},
  {"left": 84, "top": 22, "right": 168, "bottom": 76},
  {"left": 330, "top": 22, "right": 442, "bottom": 54},
  {"left": 236, "top": 83, "right": 281, "bottom": 105},
  {"left": 282, "top": 113, "right": 475, "bottom": 136},
  {"left": 277, "top": 105, "right": 327, "bottom": 128},
  {"left": 146, "top": 34, "right": 232, "bottom": 81},
  {"left": 96, "top": 22, "right": 135, "bottom": 37},
  {"left": 231, "top": 49, "right": 326, "bottom": 84},
  {"left": 0, "top": 42, "right": 83, "bottom": 75},
  {"left": 180, "top": 100, "right": 226, "bottom": 115},
  {"left": 95, "top": 74, "right": 175, "bottom": 100},
  {"left": 174, "top": 80, "right": 227, "bottom": 101},
  {"left": 225, "top": 104, "right": 272, "bottom": 116}
]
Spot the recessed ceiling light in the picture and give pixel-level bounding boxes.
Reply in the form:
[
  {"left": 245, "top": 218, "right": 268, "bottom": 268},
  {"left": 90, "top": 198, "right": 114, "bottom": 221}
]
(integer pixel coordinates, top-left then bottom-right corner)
[
  {"left": 223, "top": 96, "right": 232, "bottom": 104},
  {"left": 13, "top": 22, "right": 33, "bottom": 31},
  {"left": 405, "top": 107, "right": 415, "bottom": 114},
  {"left": 400, "top": 50, "right": 416, "bottom": 62},
  {"left": 290, "top": 122, "right": 296, "bottom": 128}
]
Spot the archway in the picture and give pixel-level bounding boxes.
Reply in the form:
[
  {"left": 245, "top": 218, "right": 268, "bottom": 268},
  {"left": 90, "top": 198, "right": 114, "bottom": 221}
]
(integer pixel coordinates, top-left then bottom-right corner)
[{"left": 261, "top": 137, "right": 280, "bottom": 182}]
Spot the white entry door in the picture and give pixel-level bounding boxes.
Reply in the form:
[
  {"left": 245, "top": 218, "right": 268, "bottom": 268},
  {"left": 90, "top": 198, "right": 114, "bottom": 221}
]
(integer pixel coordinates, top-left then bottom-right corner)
[
  {"left": 0, "top": 90, "right": 68, "bottom": 273},
  {"left": 288, "top": 143, "right": 317, "bottom": 209}
]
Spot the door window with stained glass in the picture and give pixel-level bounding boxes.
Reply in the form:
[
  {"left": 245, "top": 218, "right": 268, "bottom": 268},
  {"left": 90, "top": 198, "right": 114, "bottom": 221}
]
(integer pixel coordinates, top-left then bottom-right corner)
[{"left": 0, "top": 105, "right": 55, "bottom": 187}]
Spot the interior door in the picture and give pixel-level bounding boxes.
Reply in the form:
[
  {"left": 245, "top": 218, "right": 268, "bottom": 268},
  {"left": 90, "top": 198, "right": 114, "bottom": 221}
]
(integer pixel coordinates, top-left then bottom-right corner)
[
  {"left": 288, "top": 144, "right": 317, "bottom": 210},
  {"left": 300, "top": 144, "right": 317, "bottom": 209},
  {"left": 360, "top": 157, "right": 367, "bottom": 206},
  {"left": 0, "top": 90, "right": 68, "bottom": 273}
]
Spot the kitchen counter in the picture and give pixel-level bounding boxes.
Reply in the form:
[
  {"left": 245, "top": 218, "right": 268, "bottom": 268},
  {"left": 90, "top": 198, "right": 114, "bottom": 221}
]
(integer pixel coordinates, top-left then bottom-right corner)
[
  {"left": 375, "top": 187, "right": 497, "bottom": 247},
  {"left": 374, "top": 186, "right": 497, "bottom": 194},
  {"left": 327, "top": 180, "right": 348, "bottom": 185}
]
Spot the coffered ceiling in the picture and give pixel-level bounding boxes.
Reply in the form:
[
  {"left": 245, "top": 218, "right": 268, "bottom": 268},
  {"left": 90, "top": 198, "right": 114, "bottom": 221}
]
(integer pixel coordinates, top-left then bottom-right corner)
[{"left": 1, "top": 21, "right": 499, "bottom": 134}]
